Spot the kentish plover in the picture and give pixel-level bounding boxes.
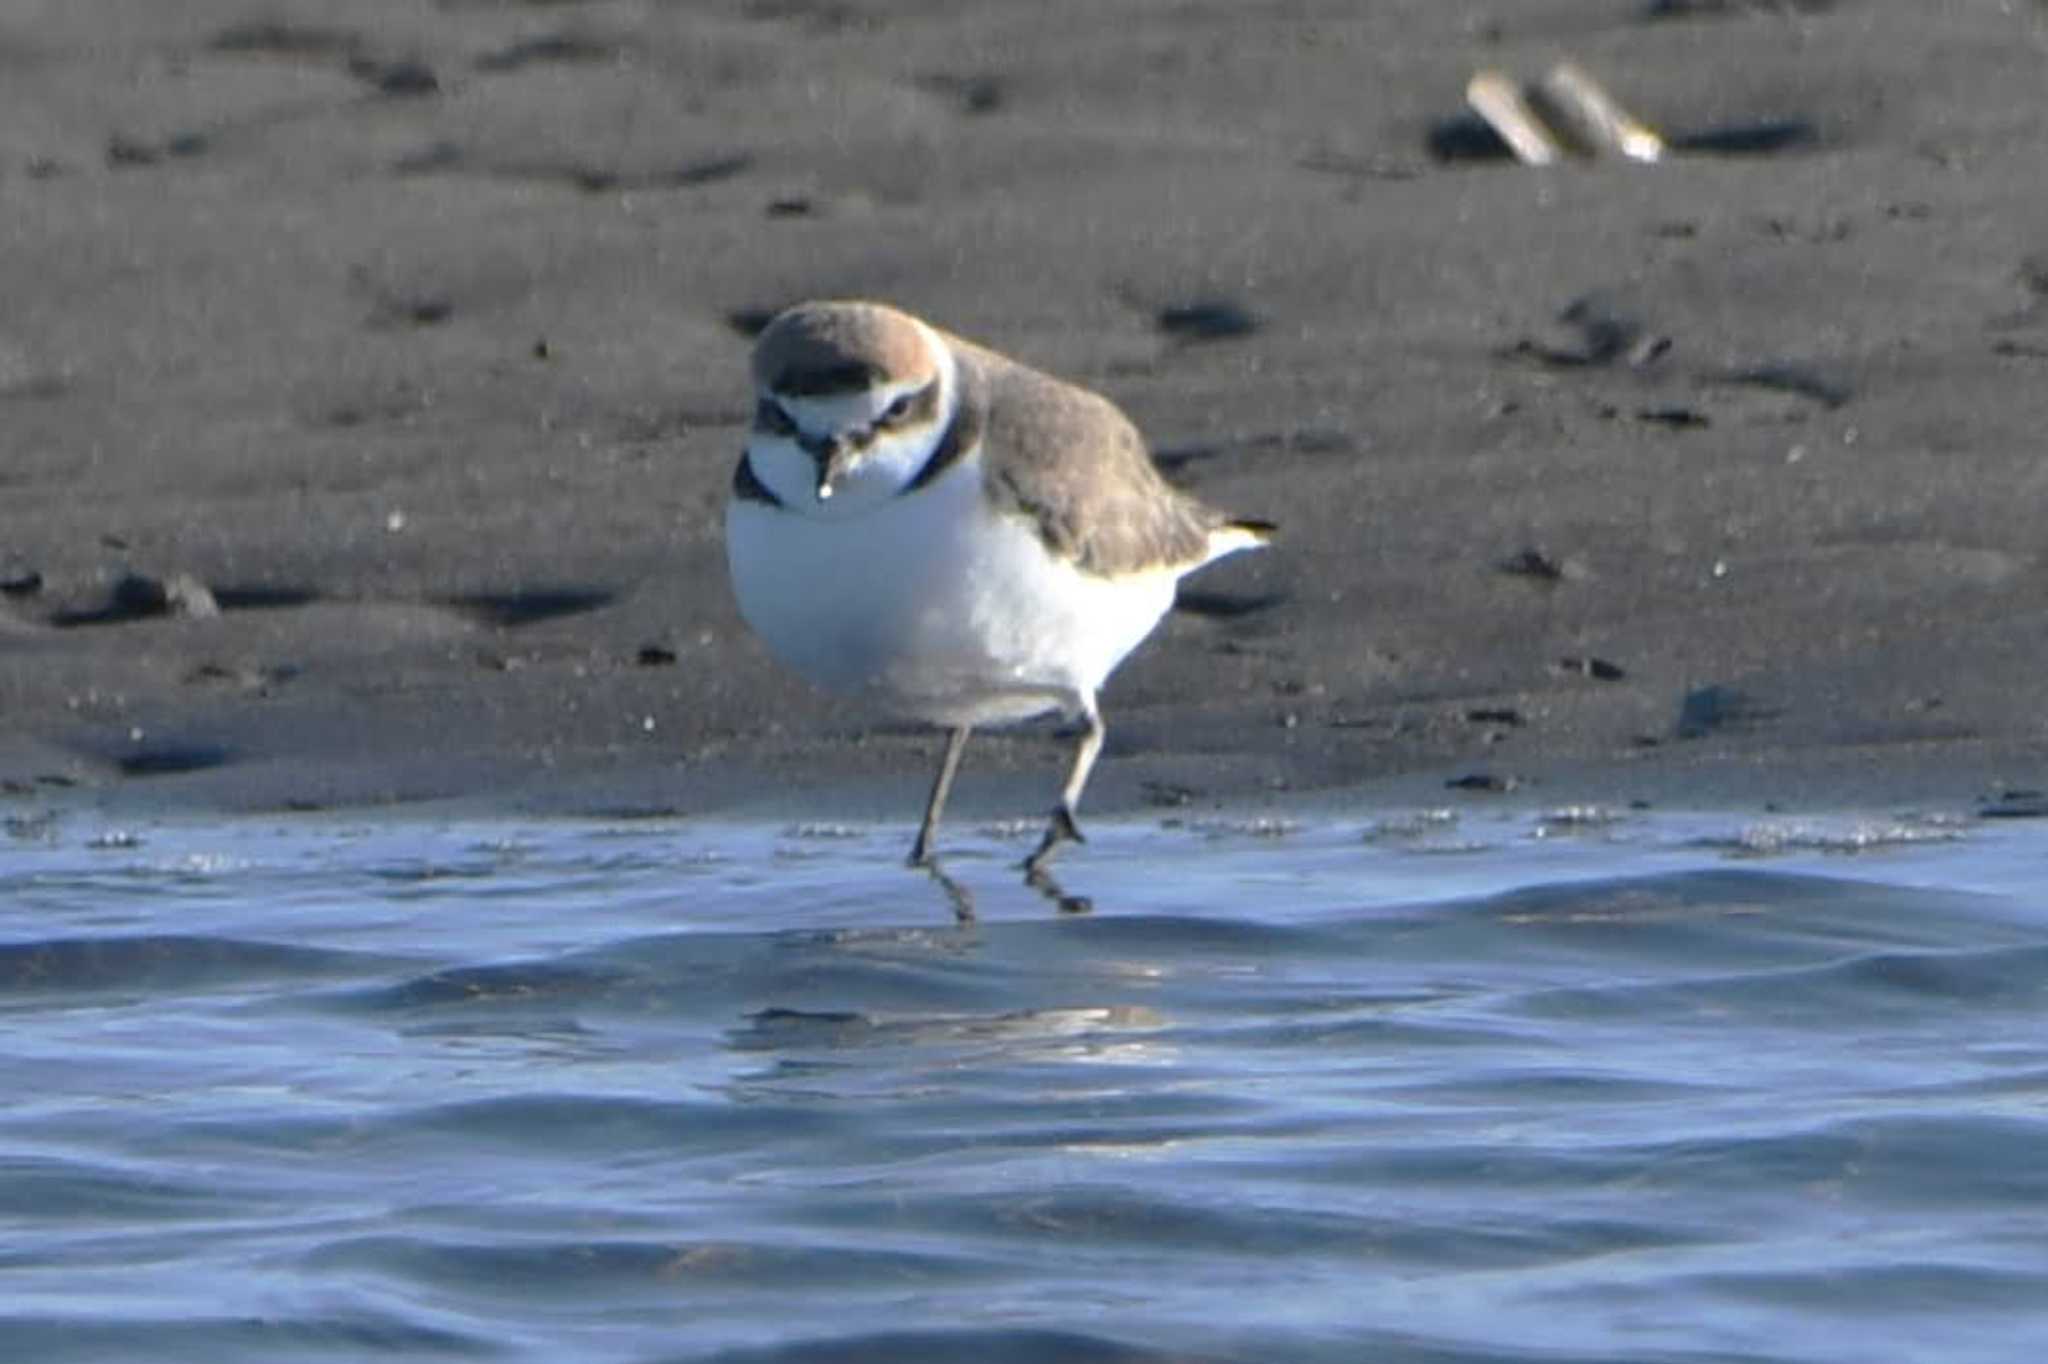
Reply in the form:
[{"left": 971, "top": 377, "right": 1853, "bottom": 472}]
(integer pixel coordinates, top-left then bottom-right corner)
[{"left": 726, "top": 300, "right": 1272, "bottom": 879}]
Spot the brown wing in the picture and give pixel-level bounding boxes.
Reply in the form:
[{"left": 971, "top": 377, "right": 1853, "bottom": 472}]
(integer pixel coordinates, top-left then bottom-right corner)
[{"left": 951, "top": 337, "right": 1228, "bottom": 578}]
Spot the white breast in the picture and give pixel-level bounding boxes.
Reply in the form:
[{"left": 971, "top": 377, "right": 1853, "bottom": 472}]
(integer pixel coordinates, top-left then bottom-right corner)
[{"left": 726, "top": 455, "right": 1181, "bottom": 728}]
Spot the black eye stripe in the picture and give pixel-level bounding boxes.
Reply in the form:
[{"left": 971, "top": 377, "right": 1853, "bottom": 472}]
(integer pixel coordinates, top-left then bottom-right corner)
[
  {"left": 876, "top": 382, "right": 938, "bottom": 429},
  {"left": 756, "top": 383, "right": 936, "bottom": 443}
]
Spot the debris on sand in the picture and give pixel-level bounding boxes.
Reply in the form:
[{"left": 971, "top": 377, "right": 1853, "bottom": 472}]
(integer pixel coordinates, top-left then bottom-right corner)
[{"left": 1466, "top": 63, "right": 1665, "bottom": 167}]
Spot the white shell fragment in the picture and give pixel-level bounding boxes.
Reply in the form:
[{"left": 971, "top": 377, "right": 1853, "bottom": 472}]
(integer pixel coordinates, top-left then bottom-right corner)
[
  {"left": 1466, "top": 69, "right": 1565, "bottom": 167},
  {"left": 1538, "top": 62, "right": 1666, "bottom": 163},
  {"left": 1466, "top": 63, "right": 1666, "bottom": 168}
]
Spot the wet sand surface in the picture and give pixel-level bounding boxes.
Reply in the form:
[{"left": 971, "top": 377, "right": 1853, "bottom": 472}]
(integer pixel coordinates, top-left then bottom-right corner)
[{"left": 6, "top": 1, "right": 2048, "bottom": 823}]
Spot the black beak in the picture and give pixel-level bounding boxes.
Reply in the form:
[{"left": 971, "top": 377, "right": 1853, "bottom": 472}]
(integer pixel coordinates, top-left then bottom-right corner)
[{"left": 800, "top": 433, "right": 853, "bottom": 500}]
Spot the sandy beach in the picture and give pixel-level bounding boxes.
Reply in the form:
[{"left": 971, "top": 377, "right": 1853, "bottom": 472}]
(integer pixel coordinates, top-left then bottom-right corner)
[{"left": 5, "top": 0, "right": 2048, "bottom": 824}]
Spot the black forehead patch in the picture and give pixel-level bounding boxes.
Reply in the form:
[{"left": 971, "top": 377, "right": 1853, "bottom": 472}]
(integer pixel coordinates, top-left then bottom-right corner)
[{"left": 772, "top": 361, "right": 881, "bottom": 396}]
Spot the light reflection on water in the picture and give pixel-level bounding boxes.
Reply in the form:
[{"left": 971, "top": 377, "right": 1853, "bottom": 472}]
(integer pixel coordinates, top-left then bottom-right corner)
[{"left": 2, "top": 805, "right": 2045, "bottom": 1364}]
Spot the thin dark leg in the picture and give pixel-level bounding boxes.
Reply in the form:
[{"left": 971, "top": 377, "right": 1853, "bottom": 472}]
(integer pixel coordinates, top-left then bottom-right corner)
[
  {"left": 908, "top": 725, "right": 972, "bottom": 867},
  {"left": 1024, "top": 862, "right": 1093, "bottom": 915},
  {"left": 922, "top": 858, "right": 977, "bottom": 922},
  {"left": 1023, "top": 702, "right": 1103, "bottom": 877}
]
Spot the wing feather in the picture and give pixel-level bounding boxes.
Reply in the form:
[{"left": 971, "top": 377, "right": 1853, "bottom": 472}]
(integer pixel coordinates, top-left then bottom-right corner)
[{"left": 950, "top": 337, "right": 1230, "bottom": 577}]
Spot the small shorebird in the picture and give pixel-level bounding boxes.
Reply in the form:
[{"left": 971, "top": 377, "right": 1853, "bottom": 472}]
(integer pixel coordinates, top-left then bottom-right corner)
[{"left": 725, "top": 300, "right": 1271, "bottom": 882}]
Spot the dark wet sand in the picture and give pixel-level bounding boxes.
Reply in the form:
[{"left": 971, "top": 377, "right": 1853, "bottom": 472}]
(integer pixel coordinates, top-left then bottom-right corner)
[{"left": 5, "top": 1, "right": 2048, "bottom": 825}]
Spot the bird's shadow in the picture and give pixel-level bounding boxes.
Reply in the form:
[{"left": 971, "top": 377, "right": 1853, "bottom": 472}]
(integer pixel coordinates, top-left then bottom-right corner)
[
  {"left": 920, "top": 859, "right": 978, "bottom": 922},
  {"left": 1024, "top": 864, "right": 1093, "bottom": 916},
  {"left": 918, "top": 859, "right": 1093, "bottom": 920}
]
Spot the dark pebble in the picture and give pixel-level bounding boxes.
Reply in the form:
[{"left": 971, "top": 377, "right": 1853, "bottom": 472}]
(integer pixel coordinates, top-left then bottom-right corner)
[
  {"left": 1498, "top": 548, "right": 1565, "bottom": 581},
  {"left": 1979, "top": 789, "right": 2048, "bottom": 820},
  {"left": 351, "top": 57, "right": 440, "bottom": 96},
  {"left": 1636, "top": 406, "right": 1711, "bottom": 430},
  {"left": 1447, "top": 772, "right": 1521, "bottom": 793},
  {"left": 1675, "top": 684, "right": 1779, "bottom": 739},
  {"left": 1157, "top": 301, "right": 1260, "bottom": 343},
  {"left": 1553, "top": 656, "right": 1626, "bottom": 681},
  {"left": 119, "top": 743, "right": 231, "bottom": 777}
]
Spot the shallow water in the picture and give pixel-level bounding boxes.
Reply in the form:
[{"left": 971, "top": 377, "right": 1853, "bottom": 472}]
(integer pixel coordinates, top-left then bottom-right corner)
[{"left": 2, "top": 804, "right": 2045, "bottom": 1363}]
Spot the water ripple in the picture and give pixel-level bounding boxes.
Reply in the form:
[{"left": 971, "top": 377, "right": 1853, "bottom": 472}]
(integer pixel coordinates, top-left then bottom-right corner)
[
  {"left": 0, "top": 935, "right": 395, "bottom": 997},
  {"left": 1, "top": 812, "right": 2044, "bottom": 1363}
]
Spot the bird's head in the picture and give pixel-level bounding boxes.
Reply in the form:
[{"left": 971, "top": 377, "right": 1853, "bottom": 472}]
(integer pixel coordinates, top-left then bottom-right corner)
[{"left": 744, "top": 301, "right": 955, "bottom": 514}]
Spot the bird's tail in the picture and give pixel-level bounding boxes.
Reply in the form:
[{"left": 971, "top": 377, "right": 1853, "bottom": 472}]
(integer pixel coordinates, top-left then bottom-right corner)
[{"left": 1201, "top": 517, "right": 1276, "bottom": 565}]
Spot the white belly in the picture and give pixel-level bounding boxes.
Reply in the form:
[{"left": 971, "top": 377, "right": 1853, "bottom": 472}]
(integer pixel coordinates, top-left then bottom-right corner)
[{"left": 726, "top": 462, "right": 1179, "bottom": 726}]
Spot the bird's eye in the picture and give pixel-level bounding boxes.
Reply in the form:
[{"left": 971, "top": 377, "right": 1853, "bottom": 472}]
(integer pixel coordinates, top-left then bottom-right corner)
[
  {"left": 757, "top": 398, "right": 797, "bottom": 436},
  {"left": 878, "top": 386, "right": 926, "bottom": 427}
]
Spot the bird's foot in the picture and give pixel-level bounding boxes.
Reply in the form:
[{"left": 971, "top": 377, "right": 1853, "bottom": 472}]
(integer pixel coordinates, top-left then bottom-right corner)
[
  {"left": 915, "top": 856, "right": 975, "bottom": 921},
  {"left": 1024, "top": 863, "right": 1092, "bottom": 915},
  {"left": 1022, "top": 805, "right": 1085, "bottom": 877}
]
